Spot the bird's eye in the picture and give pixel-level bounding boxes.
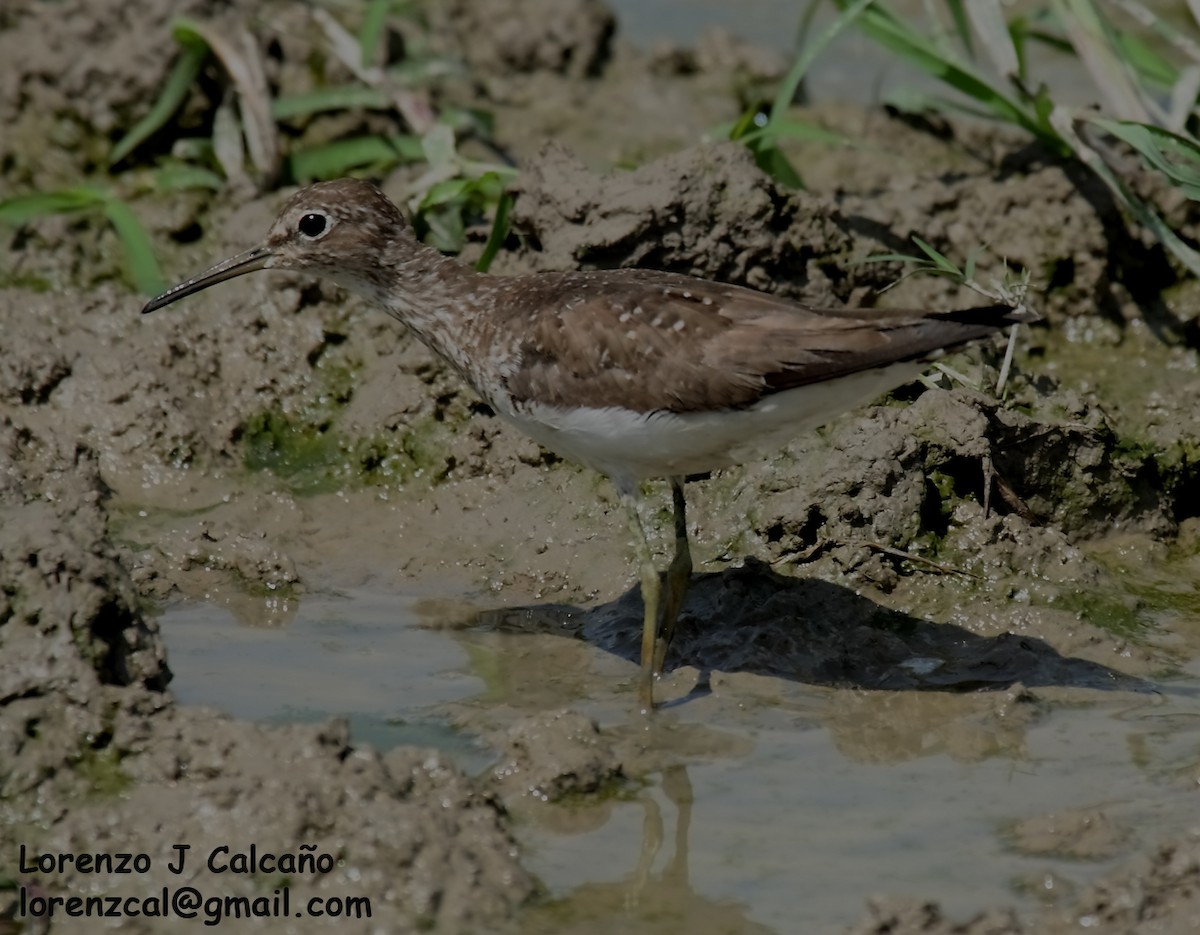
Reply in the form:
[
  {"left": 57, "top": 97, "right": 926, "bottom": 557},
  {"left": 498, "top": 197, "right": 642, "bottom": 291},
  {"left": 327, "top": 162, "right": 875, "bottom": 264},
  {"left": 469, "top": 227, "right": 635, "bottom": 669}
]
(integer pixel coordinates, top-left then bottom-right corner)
[{"left": 297, "top": 213, "right": 329, "bottom": 239}]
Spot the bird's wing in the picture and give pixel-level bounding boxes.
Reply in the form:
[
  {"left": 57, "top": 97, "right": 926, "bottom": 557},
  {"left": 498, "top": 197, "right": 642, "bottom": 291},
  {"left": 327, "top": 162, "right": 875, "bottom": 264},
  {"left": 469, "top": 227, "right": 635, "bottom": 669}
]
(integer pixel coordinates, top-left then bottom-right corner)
[{"left": 502, "top": 269, "right": 1025, "bottom": 414}]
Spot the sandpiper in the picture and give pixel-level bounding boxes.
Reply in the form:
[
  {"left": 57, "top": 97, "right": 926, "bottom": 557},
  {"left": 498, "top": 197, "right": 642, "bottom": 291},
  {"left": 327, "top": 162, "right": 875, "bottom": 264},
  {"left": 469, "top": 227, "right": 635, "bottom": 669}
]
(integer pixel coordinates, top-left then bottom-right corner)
[{"left": 143, "top": 178, "right": 1034, "bottom": 710}]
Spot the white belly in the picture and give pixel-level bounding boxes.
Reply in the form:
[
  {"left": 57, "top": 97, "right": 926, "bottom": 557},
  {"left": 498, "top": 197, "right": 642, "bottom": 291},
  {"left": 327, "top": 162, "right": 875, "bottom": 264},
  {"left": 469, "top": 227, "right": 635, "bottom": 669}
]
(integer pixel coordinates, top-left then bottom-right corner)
[{"left": 500, "top": 361, "right": 923, "bottom": 488}]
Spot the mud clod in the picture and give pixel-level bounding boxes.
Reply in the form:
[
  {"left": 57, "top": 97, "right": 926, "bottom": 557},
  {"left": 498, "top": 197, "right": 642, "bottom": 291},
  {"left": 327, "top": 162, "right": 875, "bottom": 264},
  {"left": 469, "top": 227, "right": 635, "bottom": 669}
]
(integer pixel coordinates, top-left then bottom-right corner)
[
  {"left": 488, "top": 709, "right": 623, "bottom": 803},
  {"left": 507, "top": 140, "right": 859, "bottom": 305}
]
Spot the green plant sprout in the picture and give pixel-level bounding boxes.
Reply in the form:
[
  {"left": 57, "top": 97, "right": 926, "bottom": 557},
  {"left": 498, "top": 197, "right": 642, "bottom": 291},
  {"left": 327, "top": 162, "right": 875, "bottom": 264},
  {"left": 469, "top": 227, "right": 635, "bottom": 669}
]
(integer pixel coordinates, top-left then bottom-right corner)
[
  {"left": 724, "top": 0, "right": 875, "bottom": 186},
  {"left": 864, "top": 236, "right": 1034, "bottom": 396},
  {"left": 2, "top": 2, "right": 513, "bottom": 294},
  {"left": 817, "top": 0, "right": 1200, "bottom": 277},
  {"left": 0, "top": 186, "right": 165, "bottom": 294}
]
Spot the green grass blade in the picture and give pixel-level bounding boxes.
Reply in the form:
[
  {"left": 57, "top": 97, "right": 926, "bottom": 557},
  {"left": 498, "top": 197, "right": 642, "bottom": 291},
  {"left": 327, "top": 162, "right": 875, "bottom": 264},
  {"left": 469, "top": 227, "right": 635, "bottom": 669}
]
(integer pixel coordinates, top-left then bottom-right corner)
[
  {"left": 963, "top": 244, "right": 980, "bottom": 283},
  {"left": 739, "top": 118, "right": 850, "bottom": 147},
  {"left": 1116, "top": 33, "right": 1180, "bottom": 88},
  {"left": 885, "top": 86, "right": 999, "bottom": 122},
  {"left": 359, "top": 0, "right": 409, "bottom": 68},
  {"left": 421, "top": 207, "right": 465, "bottom": 254},
  {"left": 1089, "top": 118, "right": 1200, "bottom": 197},
  {"left": 466, "top": 170, "right": 508, "bottom": 200},
  {"left": 1112, "top": 184, "right": 1200, "bottom": 275},
  {"left": 420, "top": 123, "right": 457, "bottom": 171},
  {"left": 1107, "top": 1, "right": 1198, "bottom": 87},
  {"left": 170, "top": 16, "right": 211, "bottom": 46},
  {"left": 271, "top": 86, "right": 391, "bottom": 120},
  {"left": 945, "top": 0, "right": 974, "bottom": 58},
  {"left": 1053, "top": 0, "right": 1151, "bottom": 122},
  {"left": 439, "top": 106, "right": 496, "bottom": 139},
  {"left": 287, "top": 134, "right": 423, "bottom": 182},
  {"left": 770, "top": 0, "right": 876, "bottom": 121},
  {"left": 108, "top": 33, "right": 209, "bottom": 166},
  {"left": 476, "top": 190, "right": 513, "bottom": 273},
  {"left": 1167, "top": 67, "right": 1200, "bottom": 133},
  {"left": 965, "top": 0, "right": 1018, "bottom": 78},
  {"left": 1010, "top": 17, "right": 1073, "bottom": 78},
  {"left": 100, "top": 199, "right": 166, "bottom": 295},
  {"left": 0, "top": 187, "right": 106, "bottom": 224},
  {"left": 418, "top": 177, "right": 473, "bottom": 209},
  {"left": 150, "top": 164, "right": 225, "bottom": 192},
  {"left": 753, "top": 145, "right": 804, "bottom": 189},
  {"left": 415, "top": 171, "right": 508, "bottom": 211},
  {"left": 725, "top": 105, "right": 764, "bottom": 143},
  {"left": 911, "top": 236, "right": 961, "bottom": 274},
  {"left": 1059, "top": 113, "right": 1200, "bottom": 277},
  {"left": 832, "top": 0, "right": 1055, "bottom": 144}
]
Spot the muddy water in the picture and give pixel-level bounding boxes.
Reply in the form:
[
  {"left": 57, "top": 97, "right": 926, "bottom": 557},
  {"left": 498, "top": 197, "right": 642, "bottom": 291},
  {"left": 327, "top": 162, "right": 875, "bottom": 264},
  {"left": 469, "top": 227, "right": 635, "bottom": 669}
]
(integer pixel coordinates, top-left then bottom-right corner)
[
  {"left": 163, "top": 592, "right": 489, "bottom": 761},
  {"left": 161, "top": 569, "right": 1200, "bottom": 932}
]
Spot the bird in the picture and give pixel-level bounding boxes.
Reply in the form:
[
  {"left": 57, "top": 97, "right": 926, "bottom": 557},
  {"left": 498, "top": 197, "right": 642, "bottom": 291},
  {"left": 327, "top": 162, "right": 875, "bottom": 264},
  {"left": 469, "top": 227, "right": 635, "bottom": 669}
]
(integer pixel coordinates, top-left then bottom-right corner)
[{"left": 142, "top": 177, "right": 1035, "bottom": 711}]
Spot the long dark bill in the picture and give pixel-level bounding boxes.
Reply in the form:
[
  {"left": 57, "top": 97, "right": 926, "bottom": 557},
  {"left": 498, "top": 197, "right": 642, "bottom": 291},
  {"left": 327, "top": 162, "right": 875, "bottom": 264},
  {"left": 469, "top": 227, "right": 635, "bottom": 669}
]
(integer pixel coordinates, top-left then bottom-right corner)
[{"left": 141, "top": 245, "right": 273, "bottom": 314}]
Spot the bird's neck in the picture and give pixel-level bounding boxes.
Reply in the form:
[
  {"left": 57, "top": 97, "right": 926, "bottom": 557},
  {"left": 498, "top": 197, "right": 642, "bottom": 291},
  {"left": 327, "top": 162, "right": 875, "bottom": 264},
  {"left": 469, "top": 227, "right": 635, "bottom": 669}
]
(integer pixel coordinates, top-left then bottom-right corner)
[{"left": 360, "top": 242, "right": 500, "bottom": 395}]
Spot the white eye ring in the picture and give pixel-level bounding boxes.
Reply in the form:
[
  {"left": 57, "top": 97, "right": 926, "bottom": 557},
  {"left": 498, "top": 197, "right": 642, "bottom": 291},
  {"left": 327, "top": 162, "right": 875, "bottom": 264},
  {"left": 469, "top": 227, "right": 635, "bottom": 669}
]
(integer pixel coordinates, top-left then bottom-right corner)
[{"left": 297, "top": 212, "right": 332, "bottom": 240}]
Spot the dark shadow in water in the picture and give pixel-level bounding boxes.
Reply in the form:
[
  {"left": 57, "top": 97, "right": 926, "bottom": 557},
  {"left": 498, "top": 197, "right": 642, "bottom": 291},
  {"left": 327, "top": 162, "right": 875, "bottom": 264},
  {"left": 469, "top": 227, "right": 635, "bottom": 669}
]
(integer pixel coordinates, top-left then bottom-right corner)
[{"left": 476, "top": 558, "right": 1152, "bottom": 695}]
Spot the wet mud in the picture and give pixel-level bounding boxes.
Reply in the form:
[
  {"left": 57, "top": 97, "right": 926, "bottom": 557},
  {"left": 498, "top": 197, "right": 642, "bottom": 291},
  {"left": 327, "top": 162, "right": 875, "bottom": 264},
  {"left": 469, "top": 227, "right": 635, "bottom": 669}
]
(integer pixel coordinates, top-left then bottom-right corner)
[{"left": 3, "top": 0, "right": 1200, "bottom": 932}]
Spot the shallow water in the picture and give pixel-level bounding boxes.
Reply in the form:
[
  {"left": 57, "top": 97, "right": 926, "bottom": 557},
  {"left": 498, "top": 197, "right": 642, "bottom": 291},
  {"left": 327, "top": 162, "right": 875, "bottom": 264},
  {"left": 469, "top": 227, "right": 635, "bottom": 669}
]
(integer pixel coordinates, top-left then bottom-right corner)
[
  {"left": 164, "top": 591, "right": 491, "bottom": 767},
  {"left": 160, "top": 589, "right": 1200, "bottom": 932},
  {"left": 522, "top": 690, "right": 1200, "bottom": 931}
]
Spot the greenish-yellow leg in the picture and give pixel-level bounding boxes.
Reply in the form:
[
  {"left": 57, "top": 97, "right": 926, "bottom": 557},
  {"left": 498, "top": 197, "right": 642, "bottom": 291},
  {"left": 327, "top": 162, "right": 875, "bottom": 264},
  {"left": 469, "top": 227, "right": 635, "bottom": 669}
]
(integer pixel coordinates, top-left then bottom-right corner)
[
  {"left": 654, "top": 477, "right": 692, "bottom": 676},
  {"left": 621, "top": 488, "right": 661, "bottom": 711}
]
